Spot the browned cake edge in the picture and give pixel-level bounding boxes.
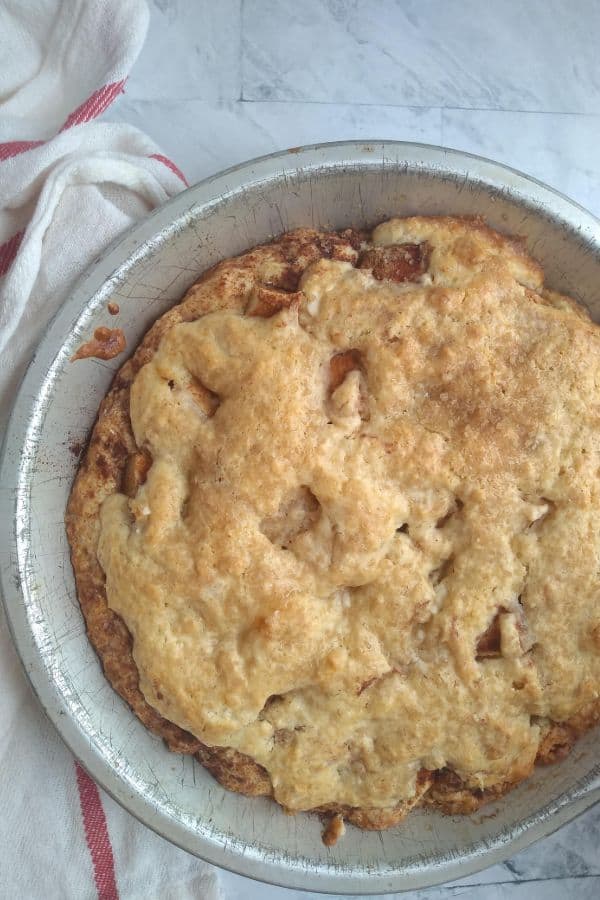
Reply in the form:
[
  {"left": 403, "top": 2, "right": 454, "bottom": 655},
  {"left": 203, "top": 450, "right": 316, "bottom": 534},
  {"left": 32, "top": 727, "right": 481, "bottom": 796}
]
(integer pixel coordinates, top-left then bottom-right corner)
[{"left": 66, "top": 220, "right": 600, "bottom": 838}]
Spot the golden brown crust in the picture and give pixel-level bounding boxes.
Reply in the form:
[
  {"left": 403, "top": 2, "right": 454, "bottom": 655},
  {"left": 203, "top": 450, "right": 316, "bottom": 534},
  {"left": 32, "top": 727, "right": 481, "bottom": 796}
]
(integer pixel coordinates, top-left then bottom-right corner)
[{"left": 67, "top": 219, "right": 600, "bottom": 835}]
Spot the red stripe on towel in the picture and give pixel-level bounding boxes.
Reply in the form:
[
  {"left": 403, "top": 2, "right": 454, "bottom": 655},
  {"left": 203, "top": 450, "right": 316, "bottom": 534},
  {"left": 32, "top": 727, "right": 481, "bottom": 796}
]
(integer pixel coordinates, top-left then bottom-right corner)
[
  {"left": 75, "top": 763, "right": 119, "bottom": 900},
  {"left": 0, "top": 141, "right": 44, "bottom": 161},
  {"left": 149, "top": 153, "right": 188, "bottom": 185},
  {"left": 61, "top": 80, "right": 127, "bottom": 130},
  {"left": 0, "top": 81, "right": 126, "bottom": 161},
  {"left": 0, "top": 231, "right": 24, "bottom": 276}
]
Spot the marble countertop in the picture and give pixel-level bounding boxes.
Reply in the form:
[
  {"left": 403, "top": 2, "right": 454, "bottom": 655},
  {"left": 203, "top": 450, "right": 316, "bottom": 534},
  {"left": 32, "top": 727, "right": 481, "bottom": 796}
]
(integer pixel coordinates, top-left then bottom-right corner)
[{"left": 109, "top": 2, "right": 600, "bottom": 897}]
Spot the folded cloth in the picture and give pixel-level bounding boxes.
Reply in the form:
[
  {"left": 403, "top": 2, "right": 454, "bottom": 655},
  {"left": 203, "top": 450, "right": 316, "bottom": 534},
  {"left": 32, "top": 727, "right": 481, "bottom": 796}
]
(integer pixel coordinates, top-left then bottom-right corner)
[
  {"left": 0, "top": 0, "right": 148, "bottom": 141},
  {"left": 0, "top": 3, "right": 223, "bottom": 898},
  {"left": 0, "top": 122, "right": 187, "bottom": 424}
]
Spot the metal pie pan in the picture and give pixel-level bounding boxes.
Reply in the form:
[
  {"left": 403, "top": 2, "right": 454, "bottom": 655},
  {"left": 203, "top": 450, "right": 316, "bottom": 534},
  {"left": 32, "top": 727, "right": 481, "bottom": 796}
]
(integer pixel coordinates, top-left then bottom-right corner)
[{"left": 1, "top": 142, "right": 599, "bottom": 894}]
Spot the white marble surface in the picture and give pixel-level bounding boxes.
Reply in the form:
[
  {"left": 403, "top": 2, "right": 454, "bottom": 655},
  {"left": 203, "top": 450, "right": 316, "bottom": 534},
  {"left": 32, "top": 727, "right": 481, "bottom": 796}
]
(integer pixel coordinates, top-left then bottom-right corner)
[{"left": 108, "top": 1, "right": 600, "bottom": 896}]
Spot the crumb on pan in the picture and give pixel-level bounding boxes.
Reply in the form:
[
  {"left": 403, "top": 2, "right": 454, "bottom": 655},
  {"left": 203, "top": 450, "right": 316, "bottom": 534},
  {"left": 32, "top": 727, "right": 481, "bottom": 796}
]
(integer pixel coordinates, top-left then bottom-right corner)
[
  {"left": 322, "top": 813, "right": 345, "bottom": 846},
  {"left": 71, "top": 326, "right": 126, "bottom": 361}
]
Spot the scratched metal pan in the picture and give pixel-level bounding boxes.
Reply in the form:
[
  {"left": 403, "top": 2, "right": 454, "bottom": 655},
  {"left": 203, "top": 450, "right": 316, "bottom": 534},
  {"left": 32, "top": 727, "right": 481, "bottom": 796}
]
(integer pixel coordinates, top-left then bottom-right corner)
[{"left": 1, "top": 142, "right": 599, "bottom": 894}]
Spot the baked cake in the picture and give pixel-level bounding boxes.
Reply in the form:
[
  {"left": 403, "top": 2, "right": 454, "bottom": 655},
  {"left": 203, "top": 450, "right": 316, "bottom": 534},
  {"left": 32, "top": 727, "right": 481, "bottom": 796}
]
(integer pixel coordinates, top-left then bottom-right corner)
[{"left": 66, "top": 217, "right": 600, "bottom": 838}]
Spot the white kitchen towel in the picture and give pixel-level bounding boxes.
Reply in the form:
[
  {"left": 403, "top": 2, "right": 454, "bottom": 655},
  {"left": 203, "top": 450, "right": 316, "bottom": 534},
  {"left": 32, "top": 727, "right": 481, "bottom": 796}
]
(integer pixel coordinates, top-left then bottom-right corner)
[
  {"left": 0, "top": 0, "right": 148, "bottom": 141},
  {"left": 0, "top": 2, "right": 223, "bottom": 899},
  {"left": 0, "top": 122, "right": 187, "bottom": 423}
]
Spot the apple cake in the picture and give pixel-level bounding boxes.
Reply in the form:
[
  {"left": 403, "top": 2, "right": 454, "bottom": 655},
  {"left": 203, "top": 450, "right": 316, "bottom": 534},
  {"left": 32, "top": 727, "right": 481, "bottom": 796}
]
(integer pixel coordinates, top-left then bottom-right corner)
[{"left": 66, "top": 216, "right": 600, "bottom": 837}]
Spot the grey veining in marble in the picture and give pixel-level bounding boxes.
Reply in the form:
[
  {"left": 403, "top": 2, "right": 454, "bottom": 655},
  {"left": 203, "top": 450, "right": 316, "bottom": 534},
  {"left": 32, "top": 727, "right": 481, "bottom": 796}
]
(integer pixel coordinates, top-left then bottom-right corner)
[
  {"left": 113, "top": 95, "right": 442, "bottom": 183},
  {"left": 129, "top": 0, "right": 242, "bottom": 102},
  {"left": 241, "top": 0, "right": 600, "bottom": 113},
  {"left": 441, "top": 108, "right": 600, "bottom": 216},
  {"left": 106, "top": 1, "right": 600, "bottom": 897}
]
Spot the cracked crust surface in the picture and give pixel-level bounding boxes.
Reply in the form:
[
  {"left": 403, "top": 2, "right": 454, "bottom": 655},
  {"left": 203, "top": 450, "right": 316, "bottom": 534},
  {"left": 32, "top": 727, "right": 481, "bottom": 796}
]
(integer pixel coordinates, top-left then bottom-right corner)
[{"left": 67, "top": 217, "right": 600, "bottom": 834}]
